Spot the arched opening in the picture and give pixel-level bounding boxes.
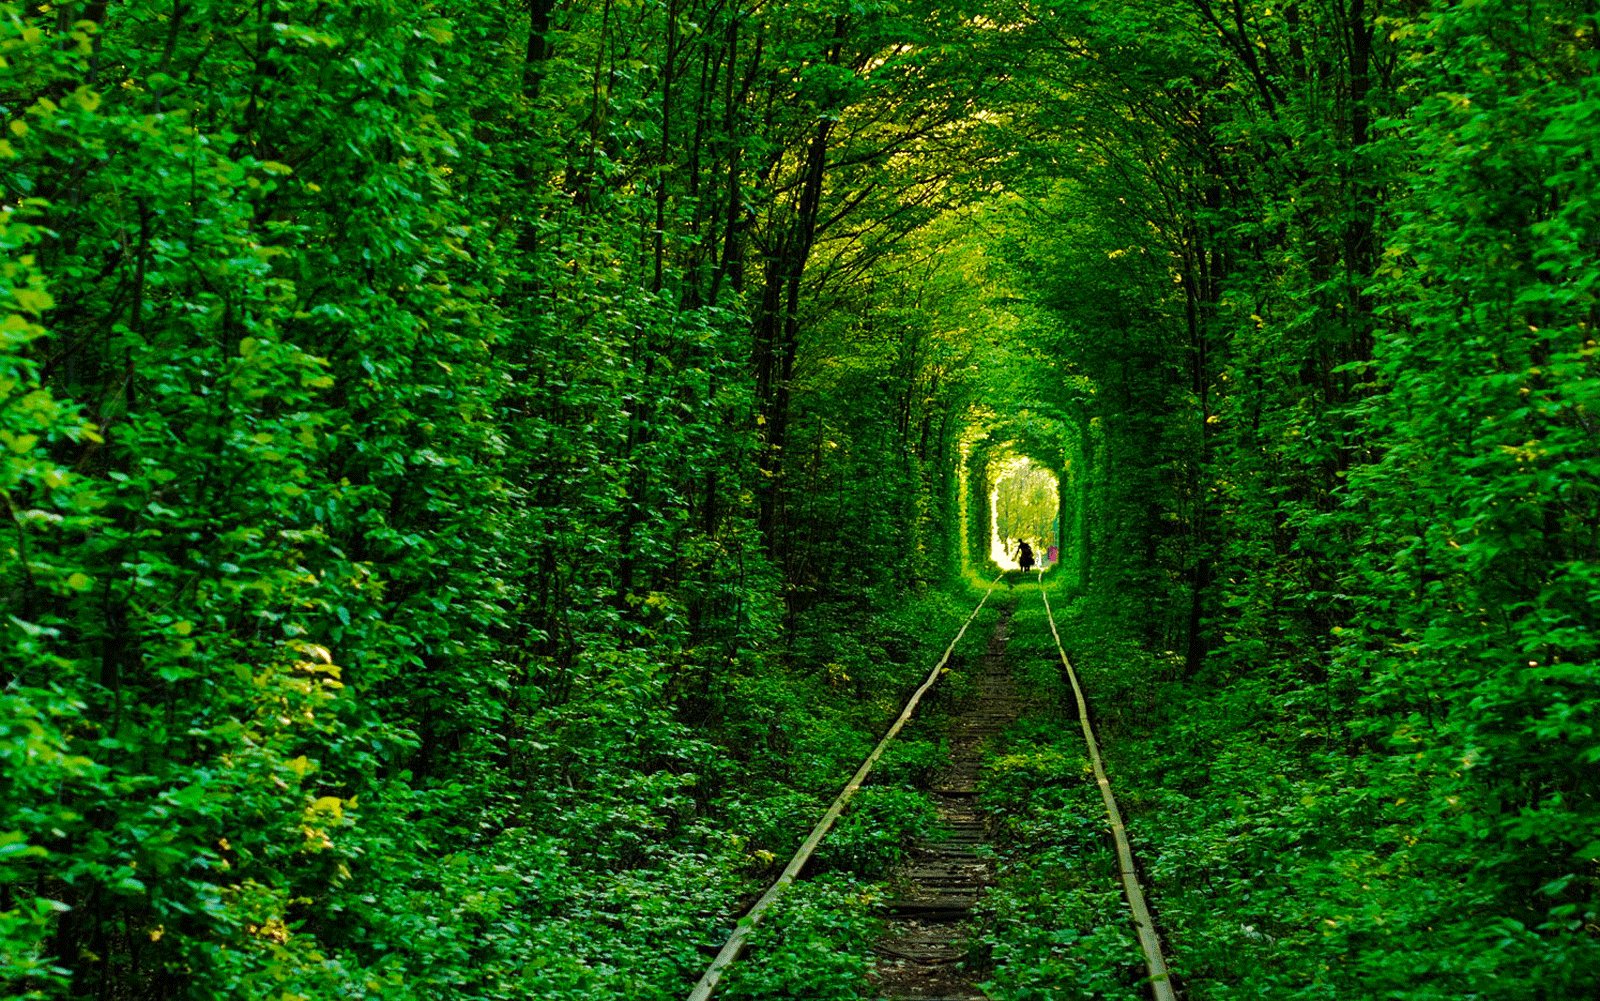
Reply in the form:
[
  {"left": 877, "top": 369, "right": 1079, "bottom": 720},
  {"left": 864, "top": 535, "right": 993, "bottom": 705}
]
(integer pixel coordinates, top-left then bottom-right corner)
[{"left": 987, "top": 455, "right": 1060, "bottom": 570}]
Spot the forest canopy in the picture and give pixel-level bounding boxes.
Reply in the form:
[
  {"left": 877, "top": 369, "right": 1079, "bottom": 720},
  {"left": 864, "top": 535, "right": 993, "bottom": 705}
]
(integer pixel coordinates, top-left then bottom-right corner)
[{"left": 2, "top": 0, "right": 1596, "bottom": 998}]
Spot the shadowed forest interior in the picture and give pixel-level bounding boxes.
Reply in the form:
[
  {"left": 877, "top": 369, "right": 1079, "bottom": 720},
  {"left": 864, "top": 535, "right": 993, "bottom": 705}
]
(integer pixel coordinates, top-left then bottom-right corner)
[{"left": 2, "top": 1, "right": 1597, "bottom": 998}]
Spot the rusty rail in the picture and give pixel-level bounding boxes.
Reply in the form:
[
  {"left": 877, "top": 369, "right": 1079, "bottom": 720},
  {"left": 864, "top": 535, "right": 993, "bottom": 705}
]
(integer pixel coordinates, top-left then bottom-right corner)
[
  {"left": 685, "top": 578, "right": 1002, "bottom": 1001},
  {"left": 1040, "top": 585, "right": 1177, "bottom": 1001}
]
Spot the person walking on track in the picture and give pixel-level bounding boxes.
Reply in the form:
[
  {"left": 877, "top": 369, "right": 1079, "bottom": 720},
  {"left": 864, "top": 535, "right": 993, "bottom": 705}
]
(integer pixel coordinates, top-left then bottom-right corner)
[{"left": 1017, "top": 539, "right": 1034, "bottom": 572}]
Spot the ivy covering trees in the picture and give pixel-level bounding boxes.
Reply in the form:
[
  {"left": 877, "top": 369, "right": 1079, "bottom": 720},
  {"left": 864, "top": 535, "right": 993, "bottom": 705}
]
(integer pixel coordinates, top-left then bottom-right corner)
[{"left": 2, "top": 0, "right": 1596, "bottom": 998}]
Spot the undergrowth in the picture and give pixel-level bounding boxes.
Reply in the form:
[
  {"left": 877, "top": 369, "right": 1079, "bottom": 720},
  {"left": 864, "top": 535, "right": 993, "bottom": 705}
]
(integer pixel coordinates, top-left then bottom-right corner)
[
  {"left": 1057, "top": 585, "right": 1600, "bottom": 1000},
  {"left": 972, "top": 584, "right": 1147, "bottom": 1000},
  {"left": 711, "top": 584, "right": 1000, "bottom": 996}
]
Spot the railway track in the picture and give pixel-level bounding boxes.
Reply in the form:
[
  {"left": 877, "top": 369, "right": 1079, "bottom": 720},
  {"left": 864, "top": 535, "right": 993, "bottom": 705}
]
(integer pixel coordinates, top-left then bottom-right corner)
[
  {"left": 870, "top": 606, "right": 1025, "bottom": 1001},
  {"left": 686, "top": 580, "right": 1175, "bottom": 1001}
]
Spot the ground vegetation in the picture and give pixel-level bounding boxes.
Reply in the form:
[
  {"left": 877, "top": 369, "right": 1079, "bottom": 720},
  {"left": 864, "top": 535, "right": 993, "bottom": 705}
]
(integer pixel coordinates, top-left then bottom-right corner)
[{"left": 3, "top": 0, "right": 1596, "bottom": 997}]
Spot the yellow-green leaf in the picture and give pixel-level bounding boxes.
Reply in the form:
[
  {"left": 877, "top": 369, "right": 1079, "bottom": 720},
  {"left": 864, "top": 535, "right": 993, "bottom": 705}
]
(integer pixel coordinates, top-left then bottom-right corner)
[
  {"left": 69, "top": 87, "right": 101, "bottom": 113},
  {"left": 12, "top": 287, "right": 53, "bottom": 314}
]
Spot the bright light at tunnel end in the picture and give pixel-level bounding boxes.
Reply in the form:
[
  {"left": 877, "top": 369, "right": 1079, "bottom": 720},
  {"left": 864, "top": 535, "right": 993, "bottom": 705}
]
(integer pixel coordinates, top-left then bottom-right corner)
[{"left": 988, "top": 455, "right": 1059, "bottom": 571}]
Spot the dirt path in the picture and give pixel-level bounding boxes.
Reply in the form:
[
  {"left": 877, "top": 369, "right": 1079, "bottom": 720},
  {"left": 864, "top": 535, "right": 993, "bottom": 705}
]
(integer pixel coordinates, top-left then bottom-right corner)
[{"left": 870, "top": 608, "right": 1026, "bottom": 1001}]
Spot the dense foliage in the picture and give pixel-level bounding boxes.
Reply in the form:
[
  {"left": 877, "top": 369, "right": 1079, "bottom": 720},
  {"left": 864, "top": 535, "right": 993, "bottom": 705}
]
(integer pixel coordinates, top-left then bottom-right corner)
[
  {"left": 983, "top": 0, "right": 1600, "bottom": 995},
  {"left": 0, "top": 1, "right": 995, "bottom": 997},
  {"left": 4, "top": 0, "right": 1596, "bottom": 997}
]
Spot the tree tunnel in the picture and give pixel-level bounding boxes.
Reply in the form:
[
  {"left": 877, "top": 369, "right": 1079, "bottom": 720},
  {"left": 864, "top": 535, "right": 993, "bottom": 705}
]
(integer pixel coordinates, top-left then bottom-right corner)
[
  {"left": 987, "top": 455, "right": 1058, "bottom": 569},
  {"left": 958, "top": 413, "right": 1088, "bottom": 579}
]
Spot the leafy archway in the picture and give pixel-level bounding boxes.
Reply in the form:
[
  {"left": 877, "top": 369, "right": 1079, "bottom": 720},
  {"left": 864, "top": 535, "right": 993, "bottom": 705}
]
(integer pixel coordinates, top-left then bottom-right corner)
[{"left": 988, "top": 455, "right": 1058, "bottom": 568}]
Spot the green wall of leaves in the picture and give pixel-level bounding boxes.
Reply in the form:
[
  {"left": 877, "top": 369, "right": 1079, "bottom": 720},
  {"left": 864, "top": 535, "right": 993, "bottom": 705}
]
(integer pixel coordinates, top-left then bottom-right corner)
[
  {"left": 5, "top": 0, "right": 1599, "bottom": 997},
  {"left": 0, "top": 1, "right": 993, "bottom": 997}
]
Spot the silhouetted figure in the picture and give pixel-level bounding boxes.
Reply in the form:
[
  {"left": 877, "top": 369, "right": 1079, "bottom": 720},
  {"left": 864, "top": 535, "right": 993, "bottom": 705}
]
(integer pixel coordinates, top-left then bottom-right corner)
[{"left": 1017, "top": 540, "right": 1034, "bottom": 572}]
